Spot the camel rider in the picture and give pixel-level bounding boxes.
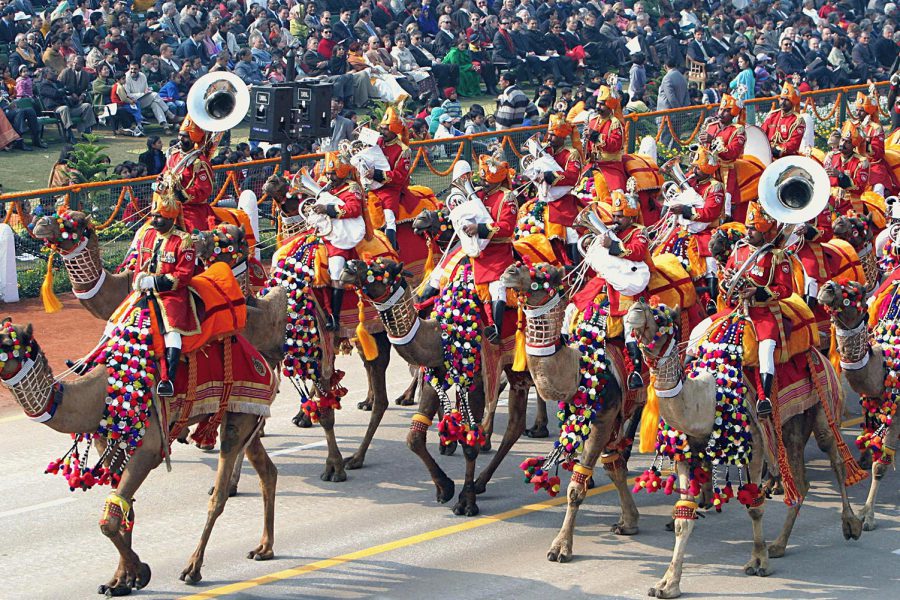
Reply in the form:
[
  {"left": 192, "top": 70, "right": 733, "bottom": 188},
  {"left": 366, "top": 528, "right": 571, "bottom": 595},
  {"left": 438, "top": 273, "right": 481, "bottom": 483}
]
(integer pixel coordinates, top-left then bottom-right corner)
[
  {"left": 598, "top": 188, "right": 650, "bottom": 390},
  {"left": 133, "top": 193, "right": 201, "bottom": 397},
  {"left": 369, "top": 106, "right": 411, "bottom": 250},
  {"left": 722, "top": 202, "right": 793, "bottom": 418},
  {"left": 825, "top": 121, "right": 870, "bottom": 215},
  {"left": 544, "top": 112, "right": 585, "bottom": 262},
  {"left": 666, "top": 145, "right": 726, "bottom": 315},
  {"left": 585, "top": 85, "right": 626, "bottom": 195},
  {"left": 462, "top": 154, "right": 517, "bottom": 345},
  {"left": 163, "top": 115, "right": 216, "bottom": 233},
  {"left": 761, "top": 83, "right": 806, "bottom": 159},
  {"left": 794, "top": 200, "right": 835, "bottom": 309},
  {"left": 698, "top": 94, "right": 746, "bottom": 223},
  {"left": 854, "top": 92, "right": 897, "bottom": 196},
  {"left": 311, "top": 152, "right": 367, "bottom": 331}
]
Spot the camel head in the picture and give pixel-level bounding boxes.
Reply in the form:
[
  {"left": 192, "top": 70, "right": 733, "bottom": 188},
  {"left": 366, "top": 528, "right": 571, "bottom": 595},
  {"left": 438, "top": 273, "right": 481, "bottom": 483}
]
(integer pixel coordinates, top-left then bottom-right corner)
[
  {"left": 340, "top": 257, "right": 412, "bottom": 300},
  {"left": 0, "top": 318, "right": 36, "bottom": 382},
  {"left": 500, "top": 262, "right": 565, "bottom": 306},
  {"left": 31, "top": 210, "right": 93, "bottom": 253},
  {"left": 832, "top": 213, "right": 873, "bottom": 251},
  {"left": 263, "top": 174, "right": 301, "bottom": 217},
  {"left": 817, "top": 279, "right": 868, "bottom": 328},
  {"left": 709, "top": 226, "right": 744, "bottom": 267},
  {"left": 624, "top": 298, "right": 680, "bottom": 354},
  {"left": 412, "top": 208, "right": 454, "bottom": 246},
  {"left": 194, "top": 223, "right": 249, "bottom": 268}
]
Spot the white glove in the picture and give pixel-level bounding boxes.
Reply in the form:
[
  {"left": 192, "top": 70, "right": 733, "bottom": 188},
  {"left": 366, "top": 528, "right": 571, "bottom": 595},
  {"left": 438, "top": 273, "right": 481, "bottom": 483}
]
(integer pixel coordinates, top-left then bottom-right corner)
[
  {"left": 133, "top": 273, "right": 155, "bottom": 292},
  {"left": 139, "top": 275, "right": 156, "bottom": 291}
]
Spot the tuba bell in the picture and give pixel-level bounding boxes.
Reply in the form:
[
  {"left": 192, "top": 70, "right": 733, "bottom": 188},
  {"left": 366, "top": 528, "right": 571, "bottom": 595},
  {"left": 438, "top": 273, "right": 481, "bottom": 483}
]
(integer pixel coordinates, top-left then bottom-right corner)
[
  {"left": 186, "top": 72, "right": 251, "bottom": 133},
  {"left": 758, "top": 156, "right": 830, "bottom": 224},
  {"left": 659, "top": 157, "right": 702, "bottom": 206}
]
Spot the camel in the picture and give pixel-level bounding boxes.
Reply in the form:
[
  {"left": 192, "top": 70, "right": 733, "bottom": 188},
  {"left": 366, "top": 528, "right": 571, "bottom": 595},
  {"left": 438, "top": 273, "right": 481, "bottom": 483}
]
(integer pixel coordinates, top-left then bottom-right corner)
[
  {"left": 818, "top": 279, "right": 899, "bottom": 531},
  {"left": 0, "top": 319, "right": 277, "bottom": 592},
  {"left": 499, "top": 263, "right": 642, "bottom": 562},
  {"left": 339, "top": 258, "right": 533, "bottom": 516},
  {"left": 625, "top": 301, "right": 862, "bottom": 599}
]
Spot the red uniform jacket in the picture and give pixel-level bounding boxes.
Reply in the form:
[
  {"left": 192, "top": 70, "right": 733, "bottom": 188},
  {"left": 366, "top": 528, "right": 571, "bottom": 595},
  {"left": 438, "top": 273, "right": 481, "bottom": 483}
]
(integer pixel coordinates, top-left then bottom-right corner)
[
  {"left": 547, "top": 146, "right": 584, "bottom": 227},
  {"left": 826, "top": 151, "right": 869, "bottom": 214},
  {"left": 604, "top": 225, "right": 650, "bottom": 316},
  {"left": 165, "top": 150, "right": 215, "bottom": 233},
  {"left": 372, "top": 137, "right": 411, "bottom": 214},
  {"left": 724, "top": 243, "right": 793, "bottom": 343},
  {"left": 586, "top": 115, "right": 627, "bottom": 191},
  {"left": 862, "top": 121, "right": 897, "bottom": 193},
  {"left": 691, "top": 178, "right": 726, "bottom": 258},
  {"left": 135, "top": 227, "right": 201, "bottom": 335},
  {"left": 473, "top": 187, "right": 517, "bottom": 284},
  {"left": 705, "top": 121, "right": 745, "bottom": 206},
  {"left": 323, "top": 181, "right": 364, "bottom": 258},
  {"left": 761, "top": 109, "right": 805, "bottom": 157}
]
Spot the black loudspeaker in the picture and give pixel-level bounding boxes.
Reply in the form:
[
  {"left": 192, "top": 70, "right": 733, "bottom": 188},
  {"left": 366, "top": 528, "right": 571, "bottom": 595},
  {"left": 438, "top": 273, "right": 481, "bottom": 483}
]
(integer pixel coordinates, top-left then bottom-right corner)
[
  {"left": 249, "top": 85, "right": 295, "bottom": 144},
  {"left": 293, "top": 80, "right": 333, "bottom": 138}
]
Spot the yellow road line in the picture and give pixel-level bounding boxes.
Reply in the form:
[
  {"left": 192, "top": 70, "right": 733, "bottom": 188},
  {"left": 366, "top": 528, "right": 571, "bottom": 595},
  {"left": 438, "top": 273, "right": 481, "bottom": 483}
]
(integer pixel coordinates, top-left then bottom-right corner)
[
  {"left": 0, "top": 413, "right": 26, "bottom": 424},
  {"left": 180, "top": 416, "right": 867, "bottom": 599}
]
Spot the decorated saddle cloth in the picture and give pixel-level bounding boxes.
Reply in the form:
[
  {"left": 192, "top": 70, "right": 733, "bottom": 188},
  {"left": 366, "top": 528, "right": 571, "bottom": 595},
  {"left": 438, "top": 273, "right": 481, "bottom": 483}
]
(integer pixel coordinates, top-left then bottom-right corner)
[
  {"left": 694, "top": 295, "right": 818, "bottom": 366},
  {"left": 652, "top": 235, "right": 705, "bottom": 281},
  {"left": 367, "top": 185, "right": 439, "bottom": 228}
]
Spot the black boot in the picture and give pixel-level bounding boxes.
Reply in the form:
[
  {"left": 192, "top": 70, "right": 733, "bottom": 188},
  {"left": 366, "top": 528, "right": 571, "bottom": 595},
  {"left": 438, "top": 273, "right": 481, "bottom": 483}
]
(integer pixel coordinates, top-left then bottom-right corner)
[
  {"left": 705, "top": 275, "right": 718, "bottom": 315},
  {"left": 757, "top": 373, "right": 773, "bottom": 418},
  {"left": 417, "top": 284, "right": 440, "bottom": 303},
  {"left": 326, "top": 286, "right": 344, "bottom": 331},
  {"left": 157, "top": 347, "right": 181, "bottom": 397},
  {"left": 625, "top": 341, "right": 645, "bottom": 390},
  {"left": 386, "top": 228, "right": 398, "bottom": 250},
  {"left": 805, "top": 295, "right": 818, "bottom": 310},
  {"left": 485, "top": 300, "right": 506, "bottom": 345}
]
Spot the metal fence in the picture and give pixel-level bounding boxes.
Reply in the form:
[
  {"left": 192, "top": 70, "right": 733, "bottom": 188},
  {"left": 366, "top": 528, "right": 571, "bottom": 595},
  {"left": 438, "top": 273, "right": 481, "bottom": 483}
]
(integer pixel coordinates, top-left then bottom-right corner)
[{"left": 1, "top": 81, "right": 890, "bottom": 298}]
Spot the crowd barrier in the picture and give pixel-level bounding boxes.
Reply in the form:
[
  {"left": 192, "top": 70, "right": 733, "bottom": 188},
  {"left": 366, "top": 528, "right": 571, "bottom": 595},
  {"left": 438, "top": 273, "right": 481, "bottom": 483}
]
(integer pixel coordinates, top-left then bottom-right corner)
[{"left": 0, "top": 80, "right": 889, "bottom": 298}]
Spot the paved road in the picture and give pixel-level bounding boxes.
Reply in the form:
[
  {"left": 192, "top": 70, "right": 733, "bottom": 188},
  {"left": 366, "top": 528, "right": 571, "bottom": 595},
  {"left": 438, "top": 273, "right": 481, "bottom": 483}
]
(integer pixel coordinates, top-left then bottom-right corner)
[{"left": 0, "top": 352, "right": 897, "bottom": 600}]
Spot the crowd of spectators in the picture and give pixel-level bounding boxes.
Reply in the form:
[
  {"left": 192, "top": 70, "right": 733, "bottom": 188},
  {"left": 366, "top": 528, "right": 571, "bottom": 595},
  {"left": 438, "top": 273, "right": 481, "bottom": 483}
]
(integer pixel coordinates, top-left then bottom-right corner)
[{"left": 0, "top": 0, "right": 898, "bottom": 156}]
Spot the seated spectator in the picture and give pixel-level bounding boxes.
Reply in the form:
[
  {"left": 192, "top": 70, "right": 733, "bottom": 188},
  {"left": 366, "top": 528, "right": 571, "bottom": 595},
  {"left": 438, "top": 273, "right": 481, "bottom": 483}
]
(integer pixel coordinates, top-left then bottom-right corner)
[
  {"left": 234, "top": 48, "right": 264, "bottom": 85},
  {"left": 111, "top": 70, "right": 145, "bottom": 136},
  {"left": 139, "top": 135, "right": 166, "bottom": 175},
  {"left": 124, "top": 60, "right": 178, "bottom": 132},
  {"left": 9, "top": 34, "right": 42, "bottom": 77},
  {"left": 15, "top": 66, "right": 33, "bottom": 99},
  {"left": 442, "top": 37, "right": 482, "bottom": 98},
  {"left": 177, "top": 26, "right": 210, "bottom": 63},
  {"left": 1, "top": 85, "right": 45, "bottom": 151},
  {"left": 441, "top": 87, "right": 461, "bottom": 120},
  {"left": 42, "top": 37, "right": 68, "bottom": 74},
  {"left": 36, "top": 67, "right": 96, "bottom": 143},
  {"left": 158, "top": 78, "right": 186, "bottom": 117}
]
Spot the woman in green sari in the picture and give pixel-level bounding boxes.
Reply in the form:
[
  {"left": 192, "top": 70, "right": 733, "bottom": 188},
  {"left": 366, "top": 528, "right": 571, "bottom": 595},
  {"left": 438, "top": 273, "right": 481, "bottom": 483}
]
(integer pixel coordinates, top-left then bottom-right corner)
[{"left": 442, "top": 39, "right": 482, "bottom": 98}]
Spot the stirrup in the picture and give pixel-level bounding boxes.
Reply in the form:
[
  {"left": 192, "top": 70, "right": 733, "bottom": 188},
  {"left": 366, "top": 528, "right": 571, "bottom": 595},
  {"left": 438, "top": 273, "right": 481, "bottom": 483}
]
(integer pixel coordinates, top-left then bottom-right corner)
[
  {"left": 157, "top": 379, "right": 175, "bottom": 398},
  {"left": 627, "top": 371, "right": 645, "bottom": 390},
  {"left": 756, "top": 397, "right": 773, "bottom": 418},
  {"left": 325, "top": 314, "right": 339, "bottom": 331},
  {"left": 484, "top": 324, "right": 500, "bottom": 344},
  {"left": 705, "top": 298, "right": 718, "bottom": 316}
]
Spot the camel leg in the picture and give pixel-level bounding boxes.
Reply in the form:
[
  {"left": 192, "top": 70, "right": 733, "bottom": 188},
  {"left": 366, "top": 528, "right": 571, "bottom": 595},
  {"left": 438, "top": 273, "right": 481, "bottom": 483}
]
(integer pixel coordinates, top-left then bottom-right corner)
[
  {"left": 97, "top": 413, "right": 163, "bottom": 596},
  {"left": 480, "top": 387, "right": 499, "bottom": 453},
  {"left": 395, "top": 368, "right": 419, "bottom": 406},
  {"left": 649, "top": 460, "right": 694, "bottom": 599},
  {"left": 524, "top": 393, "right": 549, "bottom": 438},
  {"left": 181, "top": 413, "right": 258, "bottom": 584},
  {"left": 742, "top": 435, "right": 770, "bottom": 577},
  {"left": 346, "top": 335, "right": 392, "bottom": 469},
  {"left": 474, "top": 372, "right": 530, "bottom": 494},
  {"left": 767, "top": 416, "right": 812, "bottom": 558},
  {"left": 811, "top": 405, "right": 863, "bottom": 540},
  {"left": 318, "top": 406, "right": 347, "bottom": 482},
  {"left": 244, "top": 425, "right": 277, "bottom": 561},
  {"left": 860, "top": 416, "right": 900, "bottom": 531},
  {"left": 407, "top": 383, "right": 455, "bottom": 503},
  {"left": 454, "top": 385, "right": 486, "bottom": 517}
]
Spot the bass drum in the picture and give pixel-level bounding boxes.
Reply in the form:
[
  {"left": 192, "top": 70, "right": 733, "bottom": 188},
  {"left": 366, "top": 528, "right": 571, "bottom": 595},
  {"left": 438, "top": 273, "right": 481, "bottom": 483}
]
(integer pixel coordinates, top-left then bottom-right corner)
[
  {"left": 743, "top": 125, "right": 772, "bottom": 166},
  {"left": 623, "top": 153, "right": 663, "bottom": 192}
]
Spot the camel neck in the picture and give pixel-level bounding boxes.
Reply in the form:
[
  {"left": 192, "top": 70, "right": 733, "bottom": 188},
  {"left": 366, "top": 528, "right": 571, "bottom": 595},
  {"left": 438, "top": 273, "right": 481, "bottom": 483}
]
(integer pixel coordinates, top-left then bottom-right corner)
[{"left": 61, "top": 234, "right": 106, "bottom": 294}]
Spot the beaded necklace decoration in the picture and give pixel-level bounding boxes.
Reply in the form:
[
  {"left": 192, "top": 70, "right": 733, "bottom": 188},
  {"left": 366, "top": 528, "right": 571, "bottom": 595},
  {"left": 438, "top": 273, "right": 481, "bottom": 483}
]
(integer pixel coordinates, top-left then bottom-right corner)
[
  {"left": 635, "top": 308, "right": 758, "bottom": 511},
  {"left": 877, "top": 229, "right": 900, "bottom": 272},
  {"left": 45, "top": 307, "right": 157, "bottom": 492},
  {"left": 426, "top": 264, "right": 485, "bottom": 448},
  {"left": 658, "top": 228, "right": 693, "bottom": 273},
  {"left": 859, "top": 295, "right": 900, "bottom": 463},
  {"left": 519, "top": 299, "right": 611, "bottom": 497},
  {"left": 0, "top": 322, "right": 34, "bottom": 374},
  {"left": 260, "top": 234, "right": 345, "bottom": 422},
  {"left": 515, "top": 200, "right": 547, "bottom": 239}
]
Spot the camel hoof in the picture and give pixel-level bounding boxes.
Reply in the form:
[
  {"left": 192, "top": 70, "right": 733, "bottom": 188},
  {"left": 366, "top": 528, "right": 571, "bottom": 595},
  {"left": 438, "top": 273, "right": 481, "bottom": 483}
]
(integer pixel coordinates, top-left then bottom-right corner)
[
  {"left": 435, "top": 477, "right": 455, "bottom": 504},
  {"left": 474, "top": 479, "right": 487, "bottom": 495},
  {"left": 611, "top": 523, "right": 639, "bottom": 536},
  {"left": 523, "top": 424, "right": 549, "bottom": 438},
  {"left": 546, "top": 546, "right": 572, "bottom": 563},
  {"left": 767, "top": 544, "right": 786, "bottom": 559},
  {"left": 98, "top": 584, "right": 131, "bottom": 597},
  {"left": 135, "top": 563, "right": 151, "bottom": 590},
  {"left": 247, "top": 546, "right": 275, "bottom": 561},
  {"left": 320, "top": 468, "right": 348, "bottom": 482},
  {"left": 439, "top": 441, "right": 457, "bottom": 456},
  {"left": 648, "top": 584, "right": 681, "bottom": 599},
  {"left": 451, "top": 493, "right": 478, "bottom": 516},
  {"left": 842, "top": 515, "right": 863, "bottom": 540},
  {"left": 357, "top": 399, "right": 373, "bottom": 411},
  {"left": 394, "top": 394, "right": 415, "bottom": 406},
  {"left": 291, "top": 411, "right": 312, "bottom": 428},
  {"left": 343, "top": 454, "right": 365, "bottom": 470},
  {"left": 481, "top": 437, "right": 492, "bottom": 453},
  {"left": 179, "top": 567, "right": 202, "bottom": 585},
  {"left": 862, "top": 508, "right": 877, "bottom": 531}
]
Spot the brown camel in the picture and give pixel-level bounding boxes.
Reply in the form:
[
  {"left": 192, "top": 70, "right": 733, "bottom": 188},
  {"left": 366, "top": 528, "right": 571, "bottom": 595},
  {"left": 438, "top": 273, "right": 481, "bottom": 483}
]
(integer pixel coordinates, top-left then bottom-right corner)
[
  {"left": 625, "top": 301, "right": 862, "bottom": 599},
  {"left": 832, "top": 214, "right": 880, "bottom": 291},
  {"left": 499, "top": 263, "right": 642, "bottom": 561},
  {"left": 0, "top": 320, "right": 276, "bottom": 592},
  {"left": 339, "top": 258, "right": 534, "bottom": 516},
  {"left": 818, "top": 279, "right": 899, "bottom": 531}
]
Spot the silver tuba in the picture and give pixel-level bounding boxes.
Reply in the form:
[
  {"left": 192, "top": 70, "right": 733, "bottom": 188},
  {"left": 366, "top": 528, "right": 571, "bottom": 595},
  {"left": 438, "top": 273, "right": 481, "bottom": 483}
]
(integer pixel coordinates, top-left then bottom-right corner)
[
  {"left": 446, "top": 160, "right": 492, "bottom": 257},
  {"left": 758, "top": 156, "right": 830, "bottom": 225},
  {"left": 576, "top": 203, "right": 651, "bottom": 296},
  {"left": 659, "top": 156, "right": 704, "bottom": 208},
  {"left": 186, "top": 72, "right": 250, "bottom": 133}
]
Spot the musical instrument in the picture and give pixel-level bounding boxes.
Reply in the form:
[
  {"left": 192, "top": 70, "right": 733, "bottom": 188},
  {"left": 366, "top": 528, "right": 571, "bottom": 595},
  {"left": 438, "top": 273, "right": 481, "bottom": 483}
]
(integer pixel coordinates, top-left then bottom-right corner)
[
  {"left": 520, "top": 135, "right": 566, "bottom": 202},
  {"left": 723, "top": 156, "right": 830, "bottom": 302},
  {"left": 576, "top": 202, "right": 651, "bottom": 296},
  {"left": 743, "top": 125, "right": 773, "bottom": 166},
  {"left": 291, "top": 170, "right": 365, "bottom": 249},
  {"left": 660, "top": 156, "right": 704, "bottom": 209},
  {"left": 341, "top": 127, "right": 390, "bottom": 189},
  {"left": 446, "top": 161, "right": 492, "bottom": 257}
]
